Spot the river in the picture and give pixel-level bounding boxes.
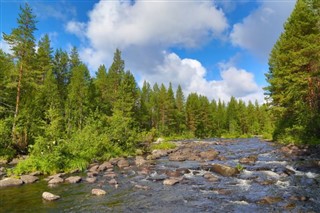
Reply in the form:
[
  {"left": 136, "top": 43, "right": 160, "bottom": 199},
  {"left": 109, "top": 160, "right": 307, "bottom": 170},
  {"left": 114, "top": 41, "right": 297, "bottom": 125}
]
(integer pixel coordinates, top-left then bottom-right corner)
[{"left": 1, "top": 138, "right": 320, "bottom": 212}]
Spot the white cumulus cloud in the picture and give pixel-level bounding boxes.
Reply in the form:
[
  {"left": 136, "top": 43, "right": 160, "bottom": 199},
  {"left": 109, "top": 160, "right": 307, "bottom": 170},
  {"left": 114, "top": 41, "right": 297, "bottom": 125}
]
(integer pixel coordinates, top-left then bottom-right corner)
[
  {"left": 141, "top": 52, "right": 264, "bottom": 103},
  {"left": 230, "top": 0, "right": 296, "bottom": 59}
]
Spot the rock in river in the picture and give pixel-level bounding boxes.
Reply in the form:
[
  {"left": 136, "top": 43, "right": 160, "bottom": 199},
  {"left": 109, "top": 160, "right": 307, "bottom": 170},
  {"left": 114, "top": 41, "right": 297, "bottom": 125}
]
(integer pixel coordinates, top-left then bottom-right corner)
[
  {"left": 91, "top": 188, "right": 106, "bottom": 196},
  {"left": 42, "top": 192, "right": 60, "bottom": 201},
  {"left": 239, "top": 155, "right": 257, "bottom": 165},
  {"left": 20, "top": 175, "right": 39, "bottom": 184},
  {"left": 117, "top": 159, "right": 129, "bottom": 168},
  {"left": 200, "top": 149, "right": 219, "bottom": 161},
  {"left": 163, "top": 178, "right": 181, "bottom": 186},
  {"left": 48, "top": 177, "right": 64, "bottom": 184},
  {"left": 135, "top": 156, "right": 147, "bottom": 166},
  {"left": 65, "top": 176, "right": 82, "bottom": 183},
  {"left": 0, "top": 177, "right": 23, "bottom": 187},
  {"left": 211, "top": 164, "right": 239, "bottom": 177}
]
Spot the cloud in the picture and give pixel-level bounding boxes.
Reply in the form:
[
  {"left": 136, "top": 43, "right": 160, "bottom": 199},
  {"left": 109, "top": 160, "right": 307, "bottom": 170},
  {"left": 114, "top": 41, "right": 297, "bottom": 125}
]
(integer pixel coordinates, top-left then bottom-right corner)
[
  {"left": 66, "top": 0, "right": 264, "bottom": 103},
  {"left": 141, "top": 52, "right": 264, "bottom": 103},
  {"left": 230, "top": 0, "right": 296, "bottom": 59},
  {"left": 0, "top": 39, "right": 11, "bottom": 54},
  {"left": 66, "top": 0, "right": 228, "bottom": 70}
]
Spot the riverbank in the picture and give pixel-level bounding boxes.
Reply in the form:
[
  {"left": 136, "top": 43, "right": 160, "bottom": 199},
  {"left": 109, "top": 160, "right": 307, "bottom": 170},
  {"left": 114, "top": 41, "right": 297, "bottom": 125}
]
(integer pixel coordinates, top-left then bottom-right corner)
[{"left": 1, "top": 138, "right": 320, "bottom": 212}]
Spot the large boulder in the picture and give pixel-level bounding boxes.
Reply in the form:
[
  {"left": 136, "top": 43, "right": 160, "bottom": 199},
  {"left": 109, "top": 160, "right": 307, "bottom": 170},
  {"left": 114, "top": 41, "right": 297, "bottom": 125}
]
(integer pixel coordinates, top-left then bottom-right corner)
[
  {"left": 65, "top": 176, "right": 82, "bottom": 184},
  {"left": 0, "top": 177, "right": 23, "bottom": 187},
  {"left": 168, "top": 148, "right": 193, "bottom": 161},
  {"left": 42, "top": 192, "right": 60, "bottom": 201},
  {"left": 211, "top": 164, "right": 239, "bottom": 177},
  {"left": 91, "top": 188, "right": 106, "bottom": 196},
  {"left": 20, "top": 175, "right": 39, "bottom": 184}
]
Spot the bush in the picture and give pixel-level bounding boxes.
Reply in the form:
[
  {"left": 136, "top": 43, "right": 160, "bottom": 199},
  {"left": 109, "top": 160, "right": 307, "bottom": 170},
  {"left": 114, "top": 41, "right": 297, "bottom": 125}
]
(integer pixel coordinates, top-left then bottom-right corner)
[{"left": 150, "top": 141, "right": 177, "bottom": 150}]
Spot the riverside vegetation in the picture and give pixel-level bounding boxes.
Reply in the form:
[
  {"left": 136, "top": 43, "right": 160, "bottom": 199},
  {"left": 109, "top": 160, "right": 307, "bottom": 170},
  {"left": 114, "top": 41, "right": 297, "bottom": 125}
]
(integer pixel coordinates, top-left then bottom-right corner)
[{"left": 0, "top": 0, "right": 319, "bottom": 176}]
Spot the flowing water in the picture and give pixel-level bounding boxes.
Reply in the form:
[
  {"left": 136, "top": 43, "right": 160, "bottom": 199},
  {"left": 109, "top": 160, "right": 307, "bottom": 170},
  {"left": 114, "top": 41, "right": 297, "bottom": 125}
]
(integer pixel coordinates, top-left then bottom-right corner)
[{"left": 1, "top": 138, "right": 320, "bottom": 212}]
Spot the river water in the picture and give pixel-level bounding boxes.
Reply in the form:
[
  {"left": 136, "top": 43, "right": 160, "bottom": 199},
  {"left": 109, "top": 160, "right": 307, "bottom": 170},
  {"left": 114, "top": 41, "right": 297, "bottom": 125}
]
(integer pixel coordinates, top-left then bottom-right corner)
[{"left": 1, "top": 138, "right": 320, "bottom": 212}]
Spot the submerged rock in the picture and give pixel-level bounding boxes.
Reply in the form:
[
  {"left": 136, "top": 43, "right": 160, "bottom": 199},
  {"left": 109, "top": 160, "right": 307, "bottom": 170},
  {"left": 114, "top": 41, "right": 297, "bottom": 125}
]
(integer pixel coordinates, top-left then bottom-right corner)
[
  {"left": 0, "top": 177, "right": 23, "bottom": 187},
  {"left": 65, "top": 176, "right": 82, "bottom": 183},
  {"left": 108, "top": 178, "right": 118, "bottom": 185},
  {"left": 257, "top": 196, "right": 283, "bottom": 205},
  {"left": 134, "top": 184, "right": 150, "bottom": 190},
  {"left": 239, "top": 155, "right": 258, "bottom": 165},
  {"left": 163, "top": 178, "right": 181, "bottom": 186},
  {"left": 203, "top": 173, "right": 219, "bottom": 182},
  {"left": 211, "top": 164, "right": 239, "bottom": 177},
  {"left": 20, "top": 175, "right": 39, "bottom": 184},
  {"left": 200, "top": 149, "right": 219, "bottom": 161},
  {"left": 91, "top": 188, "right": 106, "bottom": 196},
  {"left": 86, "top": 177, "right": 97, "bottom": 183},
  {"left": 42, "top": 192, "right": 60, "bottom": 201}
]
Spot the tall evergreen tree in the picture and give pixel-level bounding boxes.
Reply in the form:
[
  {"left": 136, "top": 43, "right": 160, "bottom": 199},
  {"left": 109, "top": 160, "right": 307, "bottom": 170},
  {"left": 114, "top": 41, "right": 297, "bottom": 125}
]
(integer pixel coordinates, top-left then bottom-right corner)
[
  {"left": 266, "top": 0, "right": 320, "bottom": 143},
  {"left": 175, "top": 85, "right": 186, "bottom": 134},
  {"left": 3, "top": 3, "right": 37, "bottom": 150}
]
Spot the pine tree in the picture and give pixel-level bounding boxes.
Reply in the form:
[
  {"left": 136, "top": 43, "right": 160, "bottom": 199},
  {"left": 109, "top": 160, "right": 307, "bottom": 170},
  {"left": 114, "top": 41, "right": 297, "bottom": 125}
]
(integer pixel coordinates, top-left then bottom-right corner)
[
  {"left": 94, "top": 64, "right": 110, "bottom": 115},
  {"left": 3, "top": 3, "right": 37, "bottom": 149},
  {"left": 65, "top": 64, "right": 91, "bottom": 133},
  {"left": 139, "top": 81, "right": 152, "bottom": 130},
  {"left": 266, "top": 0, "right": 320, "bottom": 143},
  {"left": 175, "top": 85, "right": 186, "bottom": 134},
  {"left": 106, "top": 49, "right": 125, "bottom": 111},
  {"left": 167, "top": 83, "right": 177, "bottom": 135}
]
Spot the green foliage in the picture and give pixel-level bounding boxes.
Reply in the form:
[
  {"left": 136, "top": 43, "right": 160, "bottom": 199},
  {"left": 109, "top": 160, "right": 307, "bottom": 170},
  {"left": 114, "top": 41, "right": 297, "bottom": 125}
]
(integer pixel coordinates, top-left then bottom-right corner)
[
  {"left": 150, "top": 141, "right": 177, "bottom": 150},
  {"left": 236, "top": 164, "right": 244, "bottom": 172},
  {"left": 1, "top": 3, "right": 277, "bottom": 175},
  {"left": 265, "top": 0, "right": 320, "bottom": 144}
]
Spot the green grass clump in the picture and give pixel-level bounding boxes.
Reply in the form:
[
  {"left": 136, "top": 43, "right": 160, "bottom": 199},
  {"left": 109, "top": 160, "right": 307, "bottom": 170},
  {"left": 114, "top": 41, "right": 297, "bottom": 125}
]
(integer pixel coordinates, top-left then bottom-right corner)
[{"left": 151, "top": 141, "right": 177, "bottom": 150}]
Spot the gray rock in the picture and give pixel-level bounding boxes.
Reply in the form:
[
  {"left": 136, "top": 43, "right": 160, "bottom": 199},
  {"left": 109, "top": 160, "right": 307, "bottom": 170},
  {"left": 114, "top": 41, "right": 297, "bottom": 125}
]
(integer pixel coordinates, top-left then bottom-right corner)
[
  {"left": 134, "top": 184, "right": 150, "bottom": 190},
  {"left": 91, "top": 188, "right": 106, "bottom": 196},
  {"left": 65, "top": 176, "right": 82, "bottom": 183},
  {"left": 42, "top": 192, "right": 60, "bottom": 201},
  {"left": 48, "top": 177, "right": 64, "bottom": 184},
  {"left": 0, "top": 177, "right": 23, "bottom": 187},
  {"left": 20, "top": 175, "right": 39, "bottom": 184}
]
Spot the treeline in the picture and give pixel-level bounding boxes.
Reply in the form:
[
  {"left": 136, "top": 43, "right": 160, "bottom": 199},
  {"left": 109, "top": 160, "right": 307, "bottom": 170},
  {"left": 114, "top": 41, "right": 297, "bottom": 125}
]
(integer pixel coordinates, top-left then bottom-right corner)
[{"left": 0, "top": 4, "right": 272, "bottom": 174}]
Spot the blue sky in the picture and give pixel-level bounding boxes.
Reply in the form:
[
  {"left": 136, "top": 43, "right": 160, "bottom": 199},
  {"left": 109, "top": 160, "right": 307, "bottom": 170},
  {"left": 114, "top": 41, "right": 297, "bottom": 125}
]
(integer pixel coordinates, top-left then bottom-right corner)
[{"left": 0, "top": 0, "right": 296, "bottom": 103}]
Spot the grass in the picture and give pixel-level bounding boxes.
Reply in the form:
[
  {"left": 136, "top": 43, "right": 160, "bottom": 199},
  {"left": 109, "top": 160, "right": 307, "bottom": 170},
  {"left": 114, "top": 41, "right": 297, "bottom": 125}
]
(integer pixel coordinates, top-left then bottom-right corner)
[{"left": 150, "top": 141, "right": 177, "bottom": 150}]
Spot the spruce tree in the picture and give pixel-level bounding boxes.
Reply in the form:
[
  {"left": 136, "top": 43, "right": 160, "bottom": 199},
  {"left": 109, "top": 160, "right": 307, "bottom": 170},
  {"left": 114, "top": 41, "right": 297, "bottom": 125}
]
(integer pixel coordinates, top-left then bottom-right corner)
[
  {"left": 266, "top": 0, "right": 320, "bottom": 143},
  {"left": 3, "top": 3, "right": 37, "bottom": 149}
]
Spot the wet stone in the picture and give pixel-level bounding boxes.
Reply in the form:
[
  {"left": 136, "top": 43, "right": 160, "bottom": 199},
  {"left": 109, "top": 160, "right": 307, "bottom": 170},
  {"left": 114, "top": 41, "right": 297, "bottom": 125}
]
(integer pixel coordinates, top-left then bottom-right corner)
[
  {"left": 239, "top": 155, "right": 258, "bottom": 165},
  {"left": 117, "top": 159, "right": 129, "bottom": 169},
  {"left": 91, "top": 188, "right": 106, "bottom": 196},
  {"left": 20, "top": 175, "right": 39, "bottom": 184},
  {"left": 42, "top": 192, "right": 60, "bottom": 201},
  {"left": 98, "top": 162, "right": 113, "bottom": 172},
  {"left": 108, "top": 178, "right": 118, "bottom": 185},
  {"left": 48, "top": 177, "right": 64, "bottom": 184},
  {"left": 65, "top": 176, "right": 82, "bottom": 184},
  {"left": 163, "top": 178, "right": 181, "bottom": 186},
  {"left": 86, "top": 177, "right": 97, "bottom": 183},
  {"left": 134, "top": 184, "right": 150, "bottom": 190},
  {"left": 257, "top": 196, "right": 283, "bottom": 205},
  {"left": 211, "top": 164, "right": 240, "bottom": 177},
  {"left": 0, "top": 177, "right": 23, "bottom": 187},
  {"left": 87, "top": 172, "right": 98, "bottom": 178}
]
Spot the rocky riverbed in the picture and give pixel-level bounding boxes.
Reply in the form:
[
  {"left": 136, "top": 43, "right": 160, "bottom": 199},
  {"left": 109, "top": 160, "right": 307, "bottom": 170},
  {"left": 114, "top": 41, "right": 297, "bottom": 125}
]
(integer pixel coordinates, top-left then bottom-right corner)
[{"left": 1, "top": 138, "right": 320, "bottom": 212}]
